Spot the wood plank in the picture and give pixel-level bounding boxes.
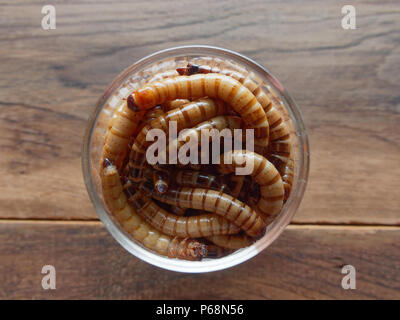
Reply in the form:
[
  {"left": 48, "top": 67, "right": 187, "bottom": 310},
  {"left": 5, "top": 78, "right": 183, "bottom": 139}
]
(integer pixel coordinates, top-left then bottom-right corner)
[
  {"left": 0, "top": 0, "right": 399, "bottom": 223},
  {"left": 0, "top": 221, "right": 398, "bottom": 299}
]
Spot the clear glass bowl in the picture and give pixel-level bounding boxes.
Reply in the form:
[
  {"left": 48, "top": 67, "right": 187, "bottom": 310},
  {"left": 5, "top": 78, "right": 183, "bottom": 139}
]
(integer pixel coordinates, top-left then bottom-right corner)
[{"left": 82, "top": 45, "right": 309, "bottom": 273}]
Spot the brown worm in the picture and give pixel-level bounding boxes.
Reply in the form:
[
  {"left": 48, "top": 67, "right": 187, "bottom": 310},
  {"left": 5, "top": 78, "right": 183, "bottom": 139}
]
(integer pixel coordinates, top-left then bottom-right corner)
[
  {"left": 162, "top": 99, "right": 190, "bottom": 111},
  {"left": 128, "top": 98, "right": 231, "bottom": 183},
  {"left": 147, "top": 69, "right": 179, "bottom": 83},
  {"left": 143, "top": 104, "right": 165, "bottom": 125},
  {"left": 175, "top": 170, "right": 230, "bottom": 193},
  {"left": 128, "top": 192, "right": 240, "bottom": 238},
  {"left": 177, "top": 63, "right": 293, "bottom": 169},
  {"left": 126, "top": 73, "right": 270, "bottom": 145},
  {"left": 129, "top": 98, "right": 229, "bottom": 163},
  {"left": 206, "top": 234, "right": 255, "bottom": 249},
  {"left": 268, "top": 152, "right": 294, "bottom": 201},
  {"left": 139, "top": 181, "right": 266, "bottom": 238},
  {"left": 101, "top": 159, "right": 207, "bottom": 260},
  {"left": 280, "top": 157, "right": 294, "bottom": 201},
  {"left": 101, "top": 101, "right": 145, "bottom": 170},
  {"left": 218, "top": 150, "right": 284, "bottom": 224},
  {"left": 206, "top": 243, "right": 233, "bottom": 258},
  {"left": 163, "top": 115, "right": 243, "bottom": 164},
  {"left": 170, "top": 206, "right": 187, "bottom": 216}
]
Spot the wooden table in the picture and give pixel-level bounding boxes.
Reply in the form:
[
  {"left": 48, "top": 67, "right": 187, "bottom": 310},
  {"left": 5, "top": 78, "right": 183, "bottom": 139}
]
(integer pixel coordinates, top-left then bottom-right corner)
[{"left": 0, "top": 0, "right": 399, "bottom": 299}]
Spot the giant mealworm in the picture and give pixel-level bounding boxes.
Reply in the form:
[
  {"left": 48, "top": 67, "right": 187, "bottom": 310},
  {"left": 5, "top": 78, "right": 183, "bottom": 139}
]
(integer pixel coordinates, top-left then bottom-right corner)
[
  {"left": 101, "top": 159, "right": 207, "bottom": 260},
  {"left": 143, "top": 104, "right": 165, "bottom": 125},
  {"left": 162, "top": 99, "right": 190, "bottom": 111},
  {"left": 218, "top": 150, "right": 284, "bottom": 224},
  {"left": 177, "top": 64, "right": 292, "bottom": 161},
  {"left": 129, "top": 98, "right": 229, "bottom": 161},
  {"left": 101, "top": 101, "right": 145, "bottom": 170},
  {"left": 128, "top": 191, "right": 240, "bottom": 238},
  {"left": 175, "top": 170, "right": 230, "bottom": 194},
  {"left": 126, "top": 74, "right": 270, "bottom": 145},
  {"left": 100, "top": 58, "right": 298, "bottom": 261},
  {"left": 140, "top": 181, "right": 266, "bottom": 238},
  {"left": 164, "top": 115, "right": 243, "bottom": 164},
  {"left": 206, "top": 234, "right": 255, "bottom": 249}
]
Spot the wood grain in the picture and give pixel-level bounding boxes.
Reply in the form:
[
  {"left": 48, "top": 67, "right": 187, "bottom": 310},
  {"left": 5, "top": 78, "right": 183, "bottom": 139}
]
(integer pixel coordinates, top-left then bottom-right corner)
[
  {"left": 0, "top": 221, "right": 398, "bottom": 299},
  {"left": 0, "top": 1, "right": 399, "bottom": 224}
]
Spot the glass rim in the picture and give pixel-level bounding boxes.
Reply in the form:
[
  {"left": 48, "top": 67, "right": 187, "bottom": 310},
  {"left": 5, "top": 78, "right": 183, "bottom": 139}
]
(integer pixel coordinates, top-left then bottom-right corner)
[{"left": 81, "top": 45, "right": 310, "bottom": 273}]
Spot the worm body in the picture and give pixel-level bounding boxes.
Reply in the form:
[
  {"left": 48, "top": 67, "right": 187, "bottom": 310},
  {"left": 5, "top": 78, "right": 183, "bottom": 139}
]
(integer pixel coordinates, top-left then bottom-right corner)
[
  {"left": 162, "top": 99, "right": 190, "bottom": 111},
  {"left": 207, "top": 234, "right": 255, "bottom": 249},
  {"left": 175, "top": 170, "right": 230, "bottom": 193},
  {"left": 101, "top": 160, "right": 207, "bottom": 260},
  {"left": 218, "top": 150, "right": 284, "bottom": 224},
  {"left": 128, "top": 192, "right": 240, "bottom": 238},
  {"left": 165, "top": 115, "right": 243, "bottom": 164},
  {"left": 170, "top": 206, "right": 187, "bottom": 216},
  {"left": 127, "top": 74, "right": 269, "bottom": 145},
  {"left": 141, "top": 182, "right": 266, "bottom": 238},
  {"left": 129, "top": 98, "right": 229, "bottom": 159},
  {"left": 177, "top": 63, "right": 292, "bottom": 152},
  {"left": 100, "top": 59, "right": 296, "bottom": 261},
  {"left": 143, "top": 105, "right": 165, "bottom": 125},
  {"left": 279, "top": 157, "right": 294, "bottom": 200},
  {"left": 102, "top": 101, "right": 144, "bottom": 169}
]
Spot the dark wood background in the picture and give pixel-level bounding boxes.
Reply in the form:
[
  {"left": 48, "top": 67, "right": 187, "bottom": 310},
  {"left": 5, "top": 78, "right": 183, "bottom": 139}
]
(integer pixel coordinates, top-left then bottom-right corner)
[{"left": 0, "top": 0, "right": 399, "bottom": 299}]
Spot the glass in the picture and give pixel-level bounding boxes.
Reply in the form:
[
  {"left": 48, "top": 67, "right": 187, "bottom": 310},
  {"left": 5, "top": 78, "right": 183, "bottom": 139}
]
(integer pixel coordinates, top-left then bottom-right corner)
[{"left": 82, "top": 45, "right": 310, "bottom": 273}]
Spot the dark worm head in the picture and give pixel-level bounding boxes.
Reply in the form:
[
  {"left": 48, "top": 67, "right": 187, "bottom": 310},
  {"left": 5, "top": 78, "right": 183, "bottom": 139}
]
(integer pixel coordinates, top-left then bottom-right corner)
[
  {"left": 188, "top": 242, "right": 208, "bottom": 260},
  {"left": 127, "top": 95, "right": 140, "bottom": 111},
  {"left": 176, "top": 63, "right": 201, "bottom": 76},
  {"left": 102, "top": 158, "right": 113, "bottom": 168},
  {"left": 155, "top": 182, "right": 168, "bottom": 194}
]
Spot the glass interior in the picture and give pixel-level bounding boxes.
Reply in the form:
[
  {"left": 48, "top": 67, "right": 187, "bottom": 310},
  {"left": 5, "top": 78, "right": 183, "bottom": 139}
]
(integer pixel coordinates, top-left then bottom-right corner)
[{"left": 82, "top": 45, "right": 310, "bottom": 273}]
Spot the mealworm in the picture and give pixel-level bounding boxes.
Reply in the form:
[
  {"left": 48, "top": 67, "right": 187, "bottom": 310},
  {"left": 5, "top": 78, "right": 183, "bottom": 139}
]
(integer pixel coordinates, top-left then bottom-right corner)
[
  {"left": 162, "top": 99, "right": 190, "bottom": 111},
  {"left": 205, "top": 243, "right": 233, "bottom": 258},
  {"left": 128, "top": 192, "right": 240, "bottom": 238},
  {"left": 101, "top": 101, "right": 145, "bottom": 170},
  {"left": 281, "top": 157, "right": 294, "bottom": 201},
  {"left": 132, "top": 98, "right": 229, "bottom": 152},
  {"left": 177, "top": 63, "right": 293, "bottom": 156},
  {"left": 178, "top": 64, "right": 289, "bottom": 139},
  {"left": 175, "top": 170, "right": 230, "bottom": 194},
  {"left": 101, "top": 159, "right": 207, "bottom": 260},
  {"left": 140, "top": 181, "right": 266, "bottom": 238},
  {"left": 127, "top": 105, "right": 168, "bottom": 184},
  {"left": 129, "top": 98, "right": 230, "bottom": 176},
  {"left": 226, "top": 174, "right": 246, "bottom": 198},
  {"left": 143, "top": 105, "right": 165, "bottom": 125},
  {"left": 268, "top": 151, "right": 294, "bottom": 201},
  {"left": 164, "top": 115, "right": 243, "bottom": 164},
  {"left": 218, "top": 150, "right": 284, "bottom": 224},
  {"left": 206, "top": 234, "right": 255, "bottom": 249},
  {"left": 129, "top": 153, "right": 152, "bottom": 183},
  {"left": 170, "top": 206, "right": 186, "bottom": 216},
  {"left": 147, "top": 70, "right": 179, "bottom": 83},
  {"left": 126, "top": 74, "right": 269, "bottom": 144}
]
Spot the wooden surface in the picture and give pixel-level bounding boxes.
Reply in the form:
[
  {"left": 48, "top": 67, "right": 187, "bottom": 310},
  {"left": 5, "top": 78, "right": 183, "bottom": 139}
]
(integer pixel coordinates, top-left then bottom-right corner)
[
  {"left": 0, "top": 221, "right": 399, "bottom": 300},
  {"left": 0, "top": 0, "right": 399, "bottom": 299}
]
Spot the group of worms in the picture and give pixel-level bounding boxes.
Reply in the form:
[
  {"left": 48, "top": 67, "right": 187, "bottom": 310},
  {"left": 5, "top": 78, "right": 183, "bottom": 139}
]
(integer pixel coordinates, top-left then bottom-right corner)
[{"left": 100, "top": 60, "right": 294, "bottom": 261}]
